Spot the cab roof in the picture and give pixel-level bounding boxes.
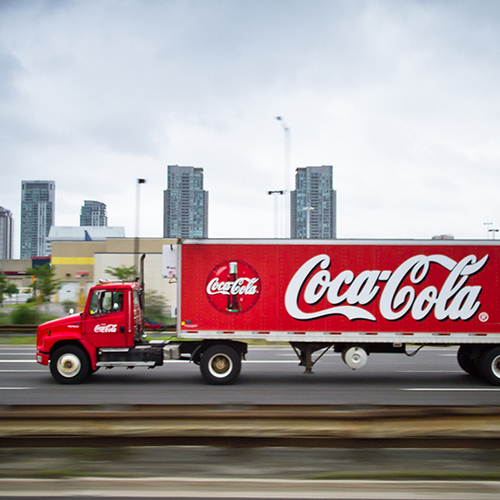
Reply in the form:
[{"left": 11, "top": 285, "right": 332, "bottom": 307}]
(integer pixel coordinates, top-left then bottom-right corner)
[{"left": 91, "top": 281, "right": 141, "bottom": 291}]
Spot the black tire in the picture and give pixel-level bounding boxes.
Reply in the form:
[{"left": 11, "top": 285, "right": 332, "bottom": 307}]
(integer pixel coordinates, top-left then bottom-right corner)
[
  {"left": 50, "top": 345, "right": 90, "bottom": 384},
  {"left": 199, "top": 344, "right": 241, "bottom": 385},
  {"left": 479, "top": 347, "right": 500, "bottom": 386},
  {"left": 457, "top": 345, "right": 481, "bottom": 376}
]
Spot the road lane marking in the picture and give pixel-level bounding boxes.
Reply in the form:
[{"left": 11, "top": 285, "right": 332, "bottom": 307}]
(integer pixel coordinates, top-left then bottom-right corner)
[
  {"left": 0, "top": 369, "right": 45, "bottom": 372},
  {"left": 0, "top": 348, "right": 35, "bottom": 351},
  {"left": 0, "top": 351, "right": 35, "bottom": 354},
  {"left": 0, "top": 353, "right": 36, "bottom": 356},
  {"left": 0, "top": 360, "right": 37, "bottom": 363},
  {"left": 397, "top": 370, "right": 462, "bottom": 373},
  {"left": 402, "top": 388, "right": 500, "bottom": 391},
  {"left": 0, "top": 387, "right": 33, "bottom": 390},
  {"left": 245, "top": 360, "right": 300, "bottom": 363}
]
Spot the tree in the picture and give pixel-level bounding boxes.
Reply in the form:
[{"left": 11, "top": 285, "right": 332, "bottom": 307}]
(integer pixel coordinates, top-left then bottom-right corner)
[
  {"left": 0, "top": 274, "right": 18, "bottom": 306},
  {"left": 105, "top": 265, "right": 137, "bottom": 281},
  {"left": 26, "top": 263, "right": 61, "bottom": 304},
  {"left": 144, "top": 290, "right": 171, "bottom": 323}
]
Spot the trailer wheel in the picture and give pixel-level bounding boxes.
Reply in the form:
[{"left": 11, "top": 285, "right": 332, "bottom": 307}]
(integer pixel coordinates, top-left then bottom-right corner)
[
  {"left": 479, "top": 347, "right": 500, "bottom": 386},
  {"left": 200, "top": 345, "right": 241, "bottom": 385},
  {"left": 50, "top": 345, "right": 90, "bottom": 384},
  {"left": 457, "top": 346, "right": 481, "bottom": 376}
]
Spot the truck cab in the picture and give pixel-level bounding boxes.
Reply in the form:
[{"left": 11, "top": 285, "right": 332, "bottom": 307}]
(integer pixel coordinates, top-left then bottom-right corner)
[
  {"left": 36, "top": 278, "right": 247, "bottom": 385},
  {"left": 36, "top": 281, "right": 162, "bottom": 384}
]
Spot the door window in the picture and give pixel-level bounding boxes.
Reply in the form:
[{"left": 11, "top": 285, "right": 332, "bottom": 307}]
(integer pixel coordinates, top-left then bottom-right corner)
[{"left": 89, "top": 291, "right": 124, "bottom": 316}]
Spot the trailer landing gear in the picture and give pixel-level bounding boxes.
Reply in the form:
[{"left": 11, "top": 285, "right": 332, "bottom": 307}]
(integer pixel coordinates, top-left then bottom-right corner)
[{"left": 290, "top": 343, "right": 333, "bottom": 374}]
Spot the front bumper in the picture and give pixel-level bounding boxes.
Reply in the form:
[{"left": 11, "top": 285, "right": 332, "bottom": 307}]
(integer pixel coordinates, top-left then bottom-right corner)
[{"left": 36, "top": 351, "right": 49, "bottom": 366}]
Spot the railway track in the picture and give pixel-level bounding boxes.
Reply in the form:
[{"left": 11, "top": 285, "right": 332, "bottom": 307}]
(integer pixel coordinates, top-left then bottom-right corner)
[{"left": 0, "top": 404, "right": 499, "bottom": 448}]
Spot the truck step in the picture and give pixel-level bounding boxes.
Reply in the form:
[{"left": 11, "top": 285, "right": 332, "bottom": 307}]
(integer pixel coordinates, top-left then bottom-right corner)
[{"left": 96, "top": 361, "right": 156, "bottom": 368}]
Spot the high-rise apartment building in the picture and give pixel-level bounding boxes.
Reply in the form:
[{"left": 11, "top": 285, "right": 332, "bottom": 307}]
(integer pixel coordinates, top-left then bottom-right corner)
[
  {"left": 0, "top": 207, "right": 13, "bottom": 260},
  {"left": 80, "top": 200, "right": 108, "bottom": 227},
  {"left": 291, "top": 165, "right": 337, "bottom": 239},
  {"left": 163, "top": 165, "right": 208, "bottom": 238},
  {"left": 20, "top": 180, "right": 55, "bottom": 259}
]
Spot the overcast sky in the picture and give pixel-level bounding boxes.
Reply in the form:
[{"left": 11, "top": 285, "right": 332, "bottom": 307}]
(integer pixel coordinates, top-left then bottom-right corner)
[{"left": 2, "top": 0, "right": 500, "bottom": 257}]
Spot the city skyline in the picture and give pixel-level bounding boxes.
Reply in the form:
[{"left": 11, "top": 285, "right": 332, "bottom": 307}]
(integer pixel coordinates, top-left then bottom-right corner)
[
  {"left": 12, "top": 164, "right": 338, "bottom": 260},
  {"left": 2, "top": 2, "right": 500, "bottom": 255}
]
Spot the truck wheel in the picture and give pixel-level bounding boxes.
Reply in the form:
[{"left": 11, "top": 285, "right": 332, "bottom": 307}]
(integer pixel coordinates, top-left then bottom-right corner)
[
  {"left": 479, "top": 347, "right": 500, "bottom": 386},
  {"left": 200, "top": 345, "right": 241, "bottom": 385},
  {"left": 457, "top": 346, "right": 481, "bottom": 376},
  {"left": 50, "top": 345, "right": 90, "bottom": 384}
]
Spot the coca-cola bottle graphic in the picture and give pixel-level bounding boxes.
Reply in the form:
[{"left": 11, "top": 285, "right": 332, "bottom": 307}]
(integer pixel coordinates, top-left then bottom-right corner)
[{"left": 227, "top": 261, "right": 242, "bottom": 312}]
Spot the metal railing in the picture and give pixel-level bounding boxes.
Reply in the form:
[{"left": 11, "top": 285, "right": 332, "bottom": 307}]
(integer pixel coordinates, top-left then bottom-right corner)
[{"left": 0, "top": 324, "right": 38, "bottom": 334}]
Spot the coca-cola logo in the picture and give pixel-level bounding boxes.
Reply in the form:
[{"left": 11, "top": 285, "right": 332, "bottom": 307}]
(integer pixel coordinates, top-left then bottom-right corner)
[
  {"left": 94, "top": 324, "right": 118, "bottom": 333},
  {"left": 285, "top": 254, "right": 489, "bottom": 323},
  {"left": 206, "top": 260, "right": 261, "bottom": 315}
]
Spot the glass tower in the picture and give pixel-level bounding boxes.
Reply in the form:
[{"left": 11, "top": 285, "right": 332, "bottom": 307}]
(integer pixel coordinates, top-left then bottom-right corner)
[
  {"left": 20, "top": 180, "right": 55, "bottom": 259},
  {"left": 291, "top": 166, "right": 337, "bottom": 239},
  {"left": 163, "top": 165, "right": 208, "bottom": 238},
  {"left": 0, "top": 207, "right": 13, "bottom": 260},
  {"left": 80, "top": 200, "right": 108, "bottom": 226}
]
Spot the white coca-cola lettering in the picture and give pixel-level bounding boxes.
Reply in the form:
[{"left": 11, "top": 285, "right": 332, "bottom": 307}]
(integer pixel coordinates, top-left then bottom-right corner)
[
  {"left": 285, "top": 253, "right": 488, "bottom": 322},
  {"left": 94, "top": 324, "right": 118, "bottom": 333},
  {"left": 207, "top": 277, "right": 260, "bottom": 296}
]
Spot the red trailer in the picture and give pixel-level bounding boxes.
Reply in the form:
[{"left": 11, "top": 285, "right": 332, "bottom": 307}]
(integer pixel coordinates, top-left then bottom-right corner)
[{"left": 37, "top": 239, "right": 500, "bottom": 385}]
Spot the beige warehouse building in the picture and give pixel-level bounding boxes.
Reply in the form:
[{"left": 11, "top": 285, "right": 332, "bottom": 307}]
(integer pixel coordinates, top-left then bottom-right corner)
[{"left": 51, "top": 238, "right": 178, "bottom": 313}]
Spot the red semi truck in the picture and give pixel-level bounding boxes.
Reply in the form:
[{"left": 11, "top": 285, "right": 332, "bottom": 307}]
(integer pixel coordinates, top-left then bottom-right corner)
[{"left": 36, "top": 239, "right": 500, "bottom": 385}]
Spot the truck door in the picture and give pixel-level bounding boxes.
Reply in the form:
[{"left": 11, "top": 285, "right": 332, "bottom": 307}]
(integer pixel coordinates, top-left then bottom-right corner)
[{"left": 82, "top": 289, "right": 130, "bottom": 348}]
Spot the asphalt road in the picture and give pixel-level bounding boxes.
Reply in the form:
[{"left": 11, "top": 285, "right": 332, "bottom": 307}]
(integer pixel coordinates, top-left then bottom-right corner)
[{"left": 0, "top": 345, "right": 499, "bottom": 406}]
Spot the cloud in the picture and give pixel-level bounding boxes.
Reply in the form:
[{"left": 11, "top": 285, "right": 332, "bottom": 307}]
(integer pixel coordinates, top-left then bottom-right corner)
[{"left": 1, "top": 0, "right": 500, "bottom": 257}]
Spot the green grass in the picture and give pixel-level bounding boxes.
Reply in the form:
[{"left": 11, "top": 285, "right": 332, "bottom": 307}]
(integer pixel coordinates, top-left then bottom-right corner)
[
  {"left": 0, "top": 469, "right": 143, "bottom": 479},
  {"left": 0, "top": 336, "right": 36, "bottom": 345}
]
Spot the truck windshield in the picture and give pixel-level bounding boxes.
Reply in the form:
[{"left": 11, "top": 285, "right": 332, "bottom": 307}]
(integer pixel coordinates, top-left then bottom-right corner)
[{"left": 89, "top": 291, "right": 124, "bottom": 316}]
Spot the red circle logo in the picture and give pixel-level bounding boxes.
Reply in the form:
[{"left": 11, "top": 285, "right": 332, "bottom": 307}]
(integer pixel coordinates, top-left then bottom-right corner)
[{"left": 206, "top": 260, "right": 261, "bottom": 315}]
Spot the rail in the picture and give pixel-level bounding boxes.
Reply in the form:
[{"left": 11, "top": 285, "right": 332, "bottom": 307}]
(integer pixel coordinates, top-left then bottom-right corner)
[
  {"left": 0, "top": 324, "right": 38, "bottom": 334},
  {"left": 0, "top": 404, "right": 499, "bottom": 448}
]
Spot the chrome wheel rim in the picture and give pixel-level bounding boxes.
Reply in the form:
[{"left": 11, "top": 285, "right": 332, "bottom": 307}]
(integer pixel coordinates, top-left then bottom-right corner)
[
  {"left": 208, "top": 353, "right": 233, "bottom": 378},
  {"left": 57, "top": 353, "right": 81, "bottom": 378},
  {"left": 492, "top": 354, "right": 500, "bottom": 379}
]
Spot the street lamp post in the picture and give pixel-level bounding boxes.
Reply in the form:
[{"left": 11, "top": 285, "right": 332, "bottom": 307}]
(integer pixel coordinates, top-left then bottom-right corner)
[
  {"left": 303, "top": 206, "right": 314, "bottom": 239},
  {"left": 268, "top": 190, "right": 284, "bottom": 238},
  {"left": 276, "top": 116, "right": 291, "bottom": 238},
  {"left": 135, "top": 178, "right": 146, "bottom": 277}
]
